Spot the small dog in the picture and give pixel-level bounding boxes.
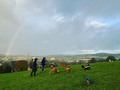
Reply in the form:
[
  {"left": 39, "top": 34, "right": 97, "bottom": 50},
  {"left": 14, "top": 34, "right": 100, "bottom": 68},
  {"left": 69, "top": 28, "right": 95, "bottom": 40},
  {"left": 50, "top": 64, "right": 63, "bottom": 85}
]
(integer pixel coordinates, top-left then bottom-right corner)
[
  {"left": 82, "top": 64, "right": 91, "bottom": 70},
  {"left": 49, "top": 65, "right": 60, "bottom": 74},
  {"left": 59, "top": 62, "right": 71, "bottom": 72},
  {"left": 64, "top": 65, "right": 71, "bottom": 72}
]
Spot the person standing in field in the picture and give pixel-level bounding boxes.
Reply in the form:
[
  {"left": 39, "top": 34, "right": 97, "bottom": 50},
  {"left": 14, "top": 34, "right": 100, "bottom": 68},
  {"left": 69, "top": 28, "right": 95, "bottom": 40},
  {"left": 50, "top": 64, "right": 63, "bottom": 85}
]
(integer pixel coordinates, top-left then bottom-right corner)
[
  {"left": 41, "top": 57, "right": 46, "bottom": 72},
  {"left": 30, "top": 57, "right": 38, "bottom": 76}
]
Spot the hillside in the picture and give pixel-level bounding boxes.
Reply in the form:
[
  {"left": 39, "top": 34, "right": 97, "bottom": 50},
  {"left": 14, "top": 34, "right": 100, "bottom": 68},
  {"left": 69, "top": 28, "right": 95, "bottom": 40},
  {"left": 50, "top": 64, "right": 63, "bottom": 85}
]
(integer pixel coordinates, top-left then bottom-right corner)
[{"left": 0, "top": 61, "right": 120, "bottom": 90}]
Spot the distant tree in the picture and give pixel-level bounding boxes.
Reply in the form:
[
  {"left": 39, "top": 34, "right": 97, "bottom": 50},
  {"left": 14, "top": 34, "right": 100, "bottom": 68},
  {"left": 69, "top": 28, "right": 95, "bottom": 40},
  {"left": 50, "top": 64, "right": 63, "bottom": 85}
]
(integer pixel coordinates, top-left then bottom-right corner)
[
  {"left": 89, "top": 58, "right": 96, "bottom": 63},
  {"left": 106, "top": 56, "right": 116, "bottom": 61},
  {"left": 15, "top": 60, "right": 28, "bottom": 71},
  {"left": 0, "top": 65, "right": 3, "bottom": 73},
  {"left": 10, "top": 61, "right": 16, "bottom": 68},
  {"left": 2, "top": 62, "right": 11, "bottom": 73}
]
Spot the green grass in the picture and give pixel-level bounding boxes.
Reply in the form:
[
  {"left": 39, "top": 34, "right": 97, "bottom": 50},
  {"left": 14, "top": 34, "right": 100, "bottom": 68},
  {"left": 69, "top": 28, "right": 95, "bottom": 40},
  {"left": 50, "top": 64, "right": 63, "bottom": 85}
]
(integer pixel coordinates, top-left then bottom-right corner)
[{"left": 0, "top": 61, "right": 120, "bottom": 90}]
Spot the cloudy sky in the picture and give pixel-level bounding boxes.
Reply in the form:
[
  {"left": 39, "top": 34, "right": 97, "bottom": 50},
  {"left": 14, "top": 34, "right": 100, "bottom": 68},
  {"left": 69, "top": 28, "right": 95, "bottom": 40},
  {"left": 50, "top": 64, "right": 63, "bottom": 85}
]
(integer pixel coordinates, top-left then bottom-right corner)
[{"left": 0, "top": 0, "right": 120, "bottom": 56}]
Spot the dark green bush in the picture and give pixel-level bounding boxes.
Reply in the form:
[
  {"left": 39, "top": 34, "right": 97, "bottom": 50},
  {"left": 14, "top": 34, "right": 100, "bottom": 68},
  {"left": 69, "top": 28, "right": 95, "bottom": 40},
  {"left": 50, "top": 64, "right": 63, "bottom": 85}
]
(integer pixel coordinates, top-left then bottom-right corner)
[
  {"left": 15, "top": 60, "right": 28, "bottom": 71},
  {"left": 106, "top": 56, "right": 117, "bottom": 61},
  {"left": 0, "top": 66, "right": 3, "bottom": 73},
  {"left": 2, "top": 62, "right": 11, "bottom": 73}
]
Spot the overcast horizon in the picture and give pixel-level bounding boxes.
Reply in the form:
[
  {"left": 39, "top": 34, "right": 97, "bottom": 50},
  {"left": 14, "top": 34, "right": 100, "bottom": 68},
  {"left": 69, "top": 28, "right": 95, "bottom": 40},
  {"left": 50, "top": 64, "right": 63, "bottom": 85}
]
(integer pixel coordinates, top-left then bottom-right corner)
[{"left": 0, "top": 0, "right": 120, "bottom": 56}]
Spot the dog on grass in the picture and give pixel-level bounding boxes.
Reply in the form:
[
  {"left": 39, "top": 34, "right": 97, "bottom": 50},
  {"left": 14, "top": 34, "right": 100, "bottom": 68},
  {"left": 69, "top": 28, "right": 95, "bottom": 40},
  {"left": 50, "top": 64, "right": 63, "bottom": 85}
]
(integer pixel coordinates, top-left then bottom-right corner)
[
  {"left": 64, "top": 65, "right": 71, "bottom": 72},
  {"left": 59, "top": 62, "right": 71, "bottom": 72},
  {"left": 82, "top": 64, "right": 91, "bottom": 70},
  {"left": 49, "top": 65, "right": 60, "bottom": 74}
]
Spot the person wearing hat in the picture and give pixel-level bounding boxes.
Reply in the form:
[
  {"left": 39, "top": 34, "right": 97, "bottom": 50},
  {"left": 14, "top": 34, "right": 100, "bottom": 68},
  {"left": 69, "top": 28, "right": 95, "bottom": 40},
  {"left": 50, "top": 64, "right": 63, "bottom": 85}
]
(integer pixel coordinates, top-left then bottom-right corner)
[{"left": 30, "top": 57, "right": 38, "bottom": 76}]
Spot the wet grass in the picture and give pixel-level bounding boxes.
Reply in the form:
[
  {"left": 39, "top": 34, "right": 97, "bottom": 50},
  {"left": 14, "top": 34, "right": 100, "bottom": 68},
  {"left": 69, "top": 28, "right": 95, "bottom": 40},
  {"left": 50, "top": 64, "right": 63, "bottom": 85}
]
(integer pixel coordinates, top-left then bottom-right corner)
[{"left": 0, "top": 61, "right": 120, "bottom": 90}]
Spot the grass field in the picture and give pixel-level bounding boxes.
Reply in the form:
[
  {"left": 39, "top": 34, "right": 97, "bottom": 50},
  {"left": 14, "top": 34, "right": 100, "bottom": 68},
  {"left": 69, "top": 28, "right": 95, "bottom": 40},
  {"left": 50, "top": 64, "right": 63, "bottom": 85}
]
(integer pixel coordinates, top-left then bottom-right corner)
[{"left": 0, "top": 61, "right": 120, "bottom": 90}]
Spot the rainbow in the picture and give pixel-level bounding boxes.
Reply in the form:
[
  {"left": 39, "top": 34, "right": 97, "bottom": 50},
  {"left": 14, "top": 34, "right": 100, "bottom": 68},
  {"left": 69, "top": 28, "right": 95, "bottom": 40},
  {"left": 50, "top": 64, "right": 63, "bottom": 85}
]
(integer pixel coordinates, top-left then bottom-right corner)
[{"left": 6, "top": 15, "right": 33, "bottom": 56}]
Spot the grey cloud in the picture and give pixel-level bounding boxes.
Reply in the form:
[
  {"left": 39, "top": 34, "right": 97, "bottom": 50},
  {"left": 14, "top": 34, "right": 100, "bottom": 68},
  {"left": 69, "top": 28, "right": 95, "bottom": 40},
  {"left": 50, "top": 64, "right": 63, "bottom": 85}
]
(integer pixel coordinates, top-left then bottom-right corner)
[
  {"left": 82, "top": 0, "right": 120, "bottom": 18},
  {"left": 1, "top": 0, "right": 120, "bottom": 55}
]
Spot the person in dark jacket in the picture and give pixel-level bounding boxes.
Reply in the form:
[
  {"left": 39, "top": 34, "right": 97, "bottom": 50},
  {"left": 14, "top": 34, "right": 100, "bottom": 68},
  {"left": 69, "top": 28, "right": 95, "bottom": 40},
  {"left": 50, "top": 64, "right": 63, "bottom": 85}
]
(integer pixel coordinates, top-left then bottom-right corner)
[
  {"left": 41, "top": 57, "right": 46, "bottom": 72},
  {"left": 30, "top": 57, "right": 38, "bottom": 76}
]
